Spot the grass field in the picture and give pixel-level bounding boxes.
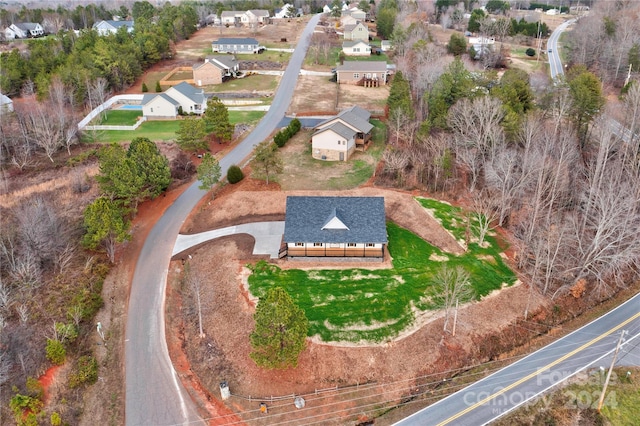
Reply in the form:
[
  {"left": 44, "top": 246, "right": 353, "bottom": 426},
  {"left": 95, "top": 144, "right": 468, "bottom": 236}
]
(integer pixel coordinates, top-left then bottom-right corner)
[
  {"left": 248, "top": 198, "right": 516, "bottom": 343},
  {"left": 97, "top": 110, "right": 142, "bottom": 125},
  {"left": 84, "top": 111, "right": 265, "bottom": 143},
  {"left": 207, "top": 74, "right": 279, "bottom": 92},
  {"left": 277, "top": 119, "right": 387, "bottom": 190}
]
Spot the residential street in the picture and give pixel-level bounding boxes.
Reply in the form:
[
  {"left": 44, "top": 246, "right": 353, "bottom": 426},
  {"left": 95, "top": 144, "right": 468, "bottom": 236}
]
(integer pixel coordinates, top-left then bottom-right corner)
[{"left": 124, "top": 14, "right": 321, "bottom": 425}]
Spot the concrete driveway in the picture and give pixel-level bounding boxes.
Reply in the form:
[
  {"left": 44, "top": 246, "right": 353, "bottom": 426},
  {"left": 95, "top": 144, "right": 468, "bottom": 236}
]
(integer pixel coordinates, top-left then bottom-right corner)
[{"left": 172, "top": 221, "right": 285, "bottom": 258}]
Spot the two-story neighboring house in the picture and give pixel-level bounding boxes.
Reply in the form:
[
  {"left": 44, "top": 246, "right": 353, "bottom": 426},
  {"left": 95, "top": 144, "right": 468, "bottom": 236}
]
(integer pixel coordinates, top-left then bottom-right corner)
[
  {"left": 242, "top": 10, "right": 270, "bottom": 25},
  {"left": 212, "top": 37, "right": 262, "bottom": 54},
  {"left": 142, "top": 82, "right": 207, "bottom": 119},
  {"left": 220, "top": 11, "right": 242, "bottom": 26},
  {"left": 311, "top": 105, "right": 374, "bottom": 161},
  {"left": 192, "top": 56, "right": 239, "bottom": 86},
  {"left": 343, "top": 21, "right": 369, "bottom": 41},
  {"left": 6, "top": 22, "right": 44, "bottom": 39},
  {"left": 283, "top": 196, "right": 387, "bottom": 258},
  {"left": 92, "top": 20, "right": 134, "bottom": 36}
]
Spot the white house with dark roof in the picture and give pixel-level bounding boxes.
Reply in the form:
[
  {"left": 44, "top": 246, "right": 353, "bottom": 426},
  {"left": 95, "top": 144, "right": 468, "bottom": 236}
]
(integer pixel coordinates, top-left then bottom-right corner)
[
  {"left": 6, "top": 23, "right": 44, "bottom": 38},
  {"left": 142, "top": 82, "right": 206, "bottom": 119},
  {"left": 284, "top": 196, "right": 387, "bottom": 258},
  {"left": 93, "top": 20, "right": 134, "bottom": 35},
  {"left": 342, "top": 40, "right": 371, "bottom": 56},
  {"left": 212, "top": 37, "right": 262, "bottom": 53},
  {"left": 311, "top": 105, "right": 374, "bottom": 161}
]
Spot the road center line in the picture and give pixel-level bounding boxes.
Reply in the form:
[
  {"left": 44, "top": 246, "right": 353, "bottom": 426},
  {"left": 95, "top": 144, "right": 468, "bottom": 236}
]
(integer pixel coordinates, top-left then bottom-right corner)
[{"left": 436, "top": 310, "right": 640, "bottom": 426}]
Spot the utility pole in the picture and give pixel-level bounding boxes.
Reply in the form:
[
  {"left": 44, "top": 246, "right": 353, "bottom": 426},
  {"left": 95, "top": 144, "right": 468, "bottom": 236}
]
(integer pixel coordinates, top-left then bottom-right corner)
[{"left": 597, "top": 330, "right": 626, "bottom": 412}]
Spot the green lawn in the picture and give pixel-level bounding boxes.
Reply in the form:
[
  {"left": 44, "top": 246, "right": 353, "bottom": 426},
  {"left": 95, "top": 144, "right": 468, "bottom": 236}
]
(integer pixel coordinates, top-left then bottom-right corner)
[
  {"left": 96, "top": 110, "right": 142, "bottom": 125},
  {"left": 84, "top": 111, "right": 265, "bottom": 143},
  {"left": 248, "top": 198, "right": 516, "bottom": 343},
  {"left": 277, "top": 119, "right": 387, "bottom": 191},
  {"left": 207, "top": 75, "right": 279, "bottom": 93}
]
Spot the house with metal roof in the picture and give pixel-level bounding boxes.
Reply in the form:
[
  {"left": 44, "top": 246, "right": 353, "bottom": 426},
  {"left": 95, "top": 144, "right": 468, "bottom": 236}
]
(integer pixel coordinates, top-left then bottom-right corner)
[
  {"left": 142, "top": 82, "right": 206, "bottom": 119},
  {"left": 335, "top": 61, "right": 388, "bottom": 86},
  {"left": 283, "top": 196, "right": 387, "bottom": 258},
  {"left": 212, "top": 37, "right": 263, "bottom": 53},
  {"left": 93, "top": 20, "right": 134, "bottom": 36},
  {"left": 311, "top": 105, "right": 374, "bottom": 161}
]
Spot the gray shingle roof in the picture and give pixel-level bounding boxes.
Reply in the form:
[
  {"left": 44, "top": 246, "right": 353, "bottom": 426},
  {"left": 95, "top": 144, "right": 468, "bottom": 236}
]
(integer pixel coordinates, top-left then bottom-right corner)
[
  {"left": 315, "top": 105, "right": 373, "bottom": 134},
  {"left": 171, "top": 82, "right": 206, "bottom": 104},
  {"left": 212, "top": 37, "right": 259, "bottom": 46},
  {"left": 336, "top": 61, "right": 387, "bottom": 73},
  {"left": 249, "top": 9, "right": 270, "bottom": 17},
  {"left": 284, "top": 196, "right": 387, "bottom": 244},
  {"left": 312, "top": 122, "right": 357, "bottom": 140},
  {"left": 342, "top": 40, "right": 369, "bottom": 48},
  {"left": 15, "top": 23, "right": 40, "bottom": 31},
  {"left": 142, "top": 93, "right": 180, "bottom": 106}
]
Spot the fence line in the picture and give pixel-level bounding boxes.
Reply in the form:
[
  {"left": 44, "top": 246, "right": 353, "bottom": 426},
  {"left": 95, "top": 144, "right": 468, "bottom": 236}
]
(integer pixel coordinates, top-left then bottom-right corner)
[
  {"left": 83, "top": 116, "right": 147, "bottom": 131},
  {"left": 228, "top": 380, "right": 377, "bottom": 402},
  {"left": 77, "top": 94, "right": 144, "bottom": 130}
]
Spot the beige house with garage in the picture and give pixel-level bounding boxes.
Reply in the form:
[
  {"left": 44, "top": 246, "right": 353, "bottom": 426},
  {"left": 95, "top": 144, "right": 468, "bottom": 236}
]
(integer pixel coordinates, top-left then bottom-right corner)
[
  {"left": 192, "top": 56, "right": 239, "bottom": 86},
  {"left": 343, "top": 21, "right": 369, "bottom": 41},
  {"left": 311, "top": 105, "right": 373, "bottom": 161}
]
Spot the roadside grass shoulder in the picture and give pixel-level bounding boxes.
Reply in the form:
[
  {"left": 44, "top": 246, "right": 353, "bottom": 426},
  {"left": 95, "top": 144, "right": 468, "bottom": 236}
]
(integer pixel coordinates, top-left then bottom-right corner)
[{"left": 248, "top": 199, "right": 516, "bottom": 343}]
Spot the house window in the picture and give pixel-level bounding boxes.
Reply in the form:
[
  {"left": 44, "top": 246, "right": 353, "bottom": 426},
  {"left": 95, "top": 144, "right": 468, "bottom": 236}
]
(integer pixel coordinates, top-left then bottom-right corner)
[
  {"left": 347, "top": 243, "right": 356, "bottom": 247},
  {"left": 353, "top": 73, "right": 360, "bottom": 79},
  {"left": 372, "top": 73, "right": 376, "bottom": 79},
  {"left": 330, "top": 243, "right": 340, "bottom": 248},
  {"left": 354, "top": 48, "right": 359, "bottom": 52},
  {"left": 295, "top": 242, "right": 304, "bottom": 247},
  {"left": 150, "top": 108, "right": 153, "bottom": 112},
  {"left": 313, "top": 243, "right": 323, "bottom": 247},
  {"left": 366, "top": 243, "right": 375, "bottom": 247}
]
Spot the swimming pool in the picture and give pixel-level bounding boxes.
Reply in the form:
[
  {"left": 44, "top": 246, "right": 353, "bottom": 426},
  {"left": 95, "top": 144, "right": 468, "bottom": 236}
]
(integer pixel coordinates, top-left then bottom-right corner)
[{"left": 119, "top": 104, "right": 142, "bottom": 110}]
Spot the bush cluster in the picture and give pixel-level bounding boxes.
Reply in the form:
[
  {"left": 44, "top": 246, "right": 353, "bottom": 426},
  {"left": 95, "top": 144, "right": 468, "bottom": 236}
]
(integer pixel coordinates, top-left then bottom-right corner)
[{"left": 274, "top": 118, "right": 302, "bottom": 147}]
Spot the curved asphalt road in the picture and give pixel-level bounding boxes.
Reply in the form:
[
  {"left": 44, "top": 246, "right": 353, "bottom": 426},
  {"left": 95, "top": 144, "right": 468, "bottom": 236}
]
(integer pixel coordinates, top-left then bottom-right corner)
[
  {"left": 394, "top": 292, "right": 640, "bottom": 426},
  {"left": 548, "top": 18, "right": 576, "bottom": 80},
  {"left": 125, "top": 14, "right": 321, "bottom": 426}
]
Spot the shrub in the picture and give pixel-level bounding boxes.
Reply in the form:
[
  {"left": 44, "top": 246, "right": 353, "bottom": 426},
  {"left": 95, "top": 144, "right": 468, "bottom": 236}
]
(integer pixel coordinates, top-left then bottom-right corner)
[
  {"left": 55, "top": 322, "right": 78, "bottom": 343},
  {"left": 69, "top": 356, "right": 98, "bottom": 388},
  {"left": 274, "top": 131, "right": 288, "bottom": 147},
  {"left": 227, "top": 165, "right": 244, "bottom": 184},
  {"left": 155, "top": 81, "right": 161, "bottom": 92},
  {"left": 141, "top": 82, "right": 148, "bottom": 92},
  {"left": 525, "top": 48, "right": 535, "bottom": 57},
  {"left": 289, "top": 118, "right": 301, "bottom": 134},
  {"left": 51, "top": 413, "right": 62, "bottom": 426},
  {"left": 46, "top": 339, "right": 66, "bottom": 365},
  {"left": 10, "top": 393, "right": 42, "bottom": 426},
  {"left": 26, "top": 377, "right": 44, "bottom": 400}
]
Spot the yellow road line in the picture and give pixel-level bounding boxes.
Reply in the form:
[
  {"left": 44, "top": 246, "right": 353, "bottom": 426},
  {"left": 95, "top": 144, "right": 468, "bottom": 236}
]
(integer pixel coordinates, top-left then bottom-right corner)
[{"left": 436, "top": 310, "right": 640, "bottom": 426}]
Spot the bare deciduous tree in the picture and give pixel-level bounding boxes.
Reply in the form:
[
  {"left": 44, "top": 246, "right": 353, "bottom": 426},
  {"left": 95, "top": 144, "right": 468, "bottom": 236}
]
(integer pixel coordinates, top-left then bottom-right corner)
[
  {"left": 383, "top": 149, "right": 409, "bottom": 186},
  {"left": 429, "top": 265, "right": 475, "bottom": 332},
  {"left": 448, "top": 96, "right": 505, "bottom": 155}
]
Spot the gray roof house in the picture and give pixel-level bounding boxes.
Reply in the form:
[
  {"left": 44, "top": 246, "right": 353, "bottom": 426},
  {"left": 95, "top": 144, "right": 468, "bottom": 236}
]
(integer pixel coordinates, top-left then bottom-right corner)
[
  {"left": 6, "top": 22, "right": 44, "bottom": 38},
  {"left": 335, "top": 61, "right": 388, "bottom": 86},
  {"left": 283, "top": 196, "right": 387, "bottom": 258},
  {"left": 212, "top": 37, "right": 262, "bottom": 53},
  {"left": 93, "top": 20, "right": 134, "bottom": 36},
  {"left": 311, "top": 105, "right": 374, "bottom": 161},
  {"left": 142, "top": 82, "right": 206, "bottom": 118}
]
